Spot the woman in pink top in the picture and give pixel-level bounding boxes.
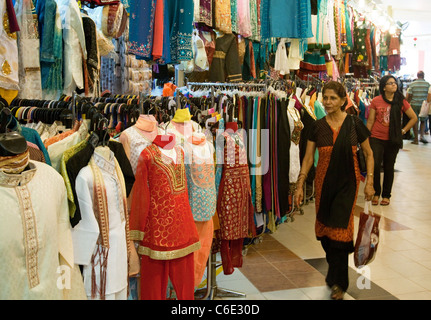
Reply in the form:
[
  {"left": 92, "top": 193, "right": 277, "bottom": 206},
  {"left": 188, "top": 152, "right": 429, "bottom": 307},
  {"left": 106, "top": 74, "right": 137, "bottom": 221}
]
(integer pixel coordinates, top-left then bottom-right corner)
[{"left": 366, "top": 75, "right": 417, "bottom": 206}]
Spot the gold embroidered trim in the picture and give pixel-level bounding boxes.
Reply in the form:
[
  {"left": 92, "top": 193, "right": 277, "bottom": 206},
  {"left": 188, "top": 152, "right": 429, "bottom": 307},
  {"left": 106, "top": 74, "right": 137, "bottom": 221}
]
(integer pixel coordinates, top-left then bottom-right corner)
[
  {"left": 151, "top": 145, "right": 185, "bottom": 194},
  {"left": 130, "top": 230, "right": 144, "bottom": 241},
  {"left": 15, "top": 185, "right": 40, "bottom": 289},
  {"left": 138, "top": 241, "right": 201, "bottom": 260},
  {"left": 213, "top": 51, "right": 226, "bottom": 59}
]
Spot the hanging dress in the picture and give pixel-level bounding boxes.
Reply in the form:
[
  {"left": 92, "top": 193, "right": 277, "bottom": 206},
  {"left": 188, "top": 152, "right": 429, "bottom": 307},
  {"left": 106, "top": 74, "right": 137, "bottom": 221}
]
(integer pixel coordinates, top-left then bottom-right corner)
[{"left": 217, "top": 131, "right": 256, "bottom": 241}]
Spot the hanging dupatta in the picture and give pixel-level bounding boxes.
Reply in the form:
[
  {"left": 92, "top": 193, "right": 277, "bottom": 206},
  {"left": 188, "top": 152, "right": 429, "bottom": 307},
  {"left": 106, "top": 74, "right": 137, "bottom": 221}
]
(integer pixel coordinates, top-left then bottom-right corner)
[
  {"left": 89, "top": 155, "right": 129, "bottom": 300},
  {"left": 317, "top": 116, "right": 356, "bottom": 229}
]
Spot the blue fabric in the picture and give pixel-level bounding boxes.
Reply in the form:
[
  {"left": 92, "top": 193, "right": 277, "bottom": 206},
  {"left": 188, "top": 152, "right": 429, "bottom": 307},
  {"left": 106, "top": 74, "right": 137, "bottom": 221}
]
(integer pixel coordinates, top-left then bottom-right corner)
[
  {"left": 161, "top": 0, "right": 194, "bottom": 64},
  {"left": 9, "top": 116, "right": 52, "bottom": 166},
  {"left": 128, "top": 0, "right": 156, "bottom": 60},
  {"left": 263, "top": 0, "right": 312, "bottom": 39},
  {"left": 35, "top": 0, "right": 63, "bottom": 93}
]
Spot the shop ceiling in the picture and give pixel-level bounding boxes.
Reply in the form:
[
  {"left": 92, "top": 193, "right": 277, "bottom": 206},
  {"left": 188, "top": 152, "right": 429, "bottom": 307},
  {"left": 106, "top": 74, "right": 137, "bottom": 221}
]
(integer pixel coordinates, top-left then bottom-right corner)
[{"left": 376, "top": 0, "right": 431, "bottom": 37}]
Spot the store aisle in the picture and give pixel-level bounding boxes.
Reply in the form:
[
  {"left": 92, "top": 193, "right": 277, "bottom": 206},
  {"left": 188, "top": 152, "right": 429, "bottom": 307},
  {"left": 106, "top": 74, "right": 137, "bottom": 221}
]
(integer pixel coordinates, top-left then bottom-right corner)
[{"left": 210, "top": 141, "right": 431, "bottom": 300}]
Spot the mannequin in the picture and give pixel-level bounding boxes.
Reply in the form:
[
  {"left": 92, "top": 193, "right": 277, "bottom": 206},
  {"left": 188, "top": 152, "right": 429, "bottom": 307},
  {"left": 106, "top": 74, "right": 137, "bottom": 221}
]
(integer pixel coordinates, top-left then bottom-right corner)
[
  {"left": 119, "top": 114, "right": 159, "bottom": 174},
  {"left": 184, "top": 130, "right": 216, "bottom": 287},
  {"left": 169, "top": 108, "right": 194, "bottom": 146},
  {"left": 153, "top": 132, "right": 177, "bottom": 163},
  {"left": 130, "top": 129, "right": 200, "bottom": 300}
]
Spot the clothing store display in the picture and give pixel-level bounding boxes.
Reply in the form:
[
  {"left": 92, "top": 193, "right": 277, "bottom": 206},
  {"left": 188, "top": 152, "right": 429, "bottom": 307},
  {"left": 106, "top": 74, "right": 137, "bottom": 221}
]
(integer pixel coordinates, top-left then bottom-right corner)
[
  {"left": 130, "top": 141, "right": 200, "bottom": 299},
  {"left": 73, "top": 147, "right": 129, "bottom": 300},
  {"left": 1, "top": 0, "right": 413, "bottom": 302},
  {"left": 0, "top": 159, "right": 86, "bottom": 299}
]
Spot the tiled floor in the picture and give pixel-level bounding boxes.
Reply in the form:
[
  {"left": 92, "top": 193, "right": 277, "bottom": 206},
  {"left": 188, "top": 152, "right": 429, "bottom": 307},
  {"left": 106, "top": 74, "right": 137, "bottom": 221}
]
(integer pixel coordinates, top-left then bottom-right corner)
[{"left": 204, "top": 139, "right": 431, "bottom": 300}]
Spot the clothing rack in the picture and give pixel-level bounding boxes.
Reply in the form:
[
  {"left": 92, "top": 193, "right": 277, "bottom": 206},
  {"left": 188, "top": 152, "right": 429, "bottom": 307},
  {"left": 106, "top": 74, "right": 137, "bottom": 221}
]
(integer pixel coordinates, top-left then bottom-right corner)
[{"left": 186, "top": 81, "right": 272, "bottom": 300}]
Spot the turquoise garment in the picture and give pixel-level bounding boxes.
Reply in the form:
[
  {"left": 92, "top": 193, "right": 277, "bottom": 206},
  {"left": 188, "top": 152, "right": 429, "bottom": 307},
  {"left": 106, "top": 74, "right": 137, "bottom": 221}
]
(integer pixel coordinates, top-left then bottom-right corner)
[
  {"left": 260, "top": 0, "right": 270, "bottom": 39},
  {"left": 230, "top": 0, "right": 238, "bottom": 33},
  {"left": 184, "top": 148, "right": 217, "bottom": 221},
  {"left": 162, "top": 0, "right": 194, "bottom": 64},
  {"left": 250, "top": 97, "right": 259, "bottom": 207},
  {"left": 264, "top": 0, "right": 312, "bottom": 39},
  {"left": 35, "top": 0, "right": 63, "bottom": 96},
  {"left": 358, "top": 99, "right": 366, "bottom": 125},
  {"left": 9, "top": 116, "right": 52, "bottom": 166},
  {"left": 313, "top": 100, "right": 326, "bottom": 167},
  {"left": 128, "top": 0, "right": 156, "bottom": 60}
]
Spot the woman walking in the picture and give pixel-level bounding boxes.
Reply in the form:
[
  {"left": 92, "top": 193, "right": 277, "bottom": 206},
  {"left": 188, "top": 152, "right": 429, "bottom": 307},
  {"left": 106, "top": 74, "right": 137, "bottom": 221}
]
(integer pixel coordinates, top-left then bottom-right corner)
[
  {"left": 366, "top": 75, "right": 417, "bottom": 206},
  {"left": 295, "top": 81, "right": 375, "bottom": 300}
]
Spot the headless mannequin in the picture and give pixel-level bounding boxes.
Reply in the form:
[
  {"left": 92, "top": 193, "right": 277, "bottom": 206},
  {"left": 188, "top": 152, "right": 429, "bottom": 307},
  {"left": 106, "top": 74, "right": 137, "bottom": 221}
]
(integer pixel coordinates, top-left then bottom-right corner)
[
  {"left": 93, "top": 145, "right": 141, "bottom": 277},
  {"left": 135, "top": 115, "right": 158, "bottom": 141}
]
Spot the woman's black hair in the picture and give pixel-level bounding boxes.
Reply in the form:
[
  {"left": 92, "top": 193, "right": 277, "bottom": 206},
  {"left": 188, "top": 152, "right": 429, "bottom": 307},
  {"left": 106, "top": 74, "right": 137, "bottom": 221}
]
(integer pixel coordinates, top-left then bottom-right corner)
[
  {"left": 379, "top": 75, "right": 406, "bottom": 105},
  {"left": 322, "top": 81, "right": 348, "bottom": 111}
]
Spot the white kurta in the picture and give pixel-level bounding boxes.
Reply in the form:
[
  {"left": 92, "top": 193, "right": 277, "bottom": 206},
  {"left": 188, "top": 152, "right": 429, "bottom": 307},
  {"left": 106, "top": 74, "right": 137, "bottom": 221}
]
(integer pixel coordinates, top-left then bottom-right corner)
[
  {"left": 72, "top": 149, "right": 128, "bottom": 299},
  {"left": 0, "top": 161, "right": 86, "bottom": 300}
]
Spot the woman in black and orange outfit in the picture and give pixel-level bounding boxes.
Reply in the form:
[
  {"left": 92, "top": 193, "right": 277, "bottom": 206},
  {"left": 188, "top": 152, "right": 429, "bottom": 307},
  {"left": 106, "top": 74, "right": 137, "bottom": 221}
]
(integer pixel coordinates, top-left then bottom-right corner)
[{"left": 295, "top": 81, "right": 375, "bottom": 300}]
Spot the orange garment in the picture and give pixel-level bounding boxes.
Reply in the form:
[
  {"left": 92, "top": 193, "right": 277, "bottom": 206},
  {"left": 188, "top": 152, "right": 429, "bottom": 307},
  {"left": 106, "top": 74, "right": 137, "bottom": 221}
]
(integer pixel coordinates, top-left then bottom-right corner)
[
  {"left": 314, "top": 128, "right": 360, "bottom": 246},
  {"left": 193, "top": 219, "right": 214, "bottom": 288},
  {"left": 43, "top": 120, "right": 81, "bottom": 148},
  {"left": 152, "top": 0, "right": 164, "bottom": 60}
]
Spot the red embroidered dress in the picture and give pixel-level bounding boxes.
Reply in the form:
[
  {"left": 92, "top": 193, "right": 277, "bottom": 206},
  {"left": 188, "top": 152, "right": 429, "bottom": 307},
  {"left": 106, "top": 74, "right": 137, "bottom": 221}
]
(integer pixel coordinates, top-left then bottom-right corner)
[
  {"left": 129, "top": 143, "right": 200, "bottom": 260},
  {"left": 217, "top": 132, "right": 256, "bottom": 240}
]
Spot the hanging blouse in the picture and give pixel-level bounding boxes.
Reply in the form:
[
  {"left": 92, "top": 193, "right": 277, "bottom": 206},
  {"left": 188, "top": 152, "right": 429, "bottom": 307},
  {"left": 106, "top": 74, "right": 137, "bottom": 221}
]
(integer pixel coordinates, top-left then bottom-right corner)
[
  {"left": 57, "top": 0, "right": 87, "bottom": 96},
  {"left": 209, "top": 33, "right": 242, "bottom": 83},
  {"left": 35, "top": 0, "right": 63, "bottom": 99},
  {"left": 287, "top": 106, "right": 303, "bottom": 183},
  {"left": 128, "top": 0, "right": 156, "bottom": 59},
  {"left": 15, "top": 0, "right": 42, "bottom": 100},
  {"left": 237, "top": 0, "right": 251, "bottom": 37},
  {"left": 215, "top": 0, "right": 232, "bottom": 34},
  {"left": 230, "top": 0, "right": 238, "bottom": 33},
  {"left": 274, "top": 39, "right": 290, "bottom": 76},
  {"left": 198, "top": 0, "right": 212, "bottom": 27}
]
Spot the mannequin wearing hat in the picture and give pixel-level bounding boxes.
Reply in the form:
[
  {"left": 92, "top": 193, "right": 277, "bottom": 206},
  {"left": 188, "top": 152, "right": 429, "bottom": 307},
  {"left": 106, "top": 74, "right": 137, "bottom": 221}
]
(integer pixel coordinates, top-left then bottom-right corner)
[{"left": 168, "top": 108, "right": 196, "bottom": 147}]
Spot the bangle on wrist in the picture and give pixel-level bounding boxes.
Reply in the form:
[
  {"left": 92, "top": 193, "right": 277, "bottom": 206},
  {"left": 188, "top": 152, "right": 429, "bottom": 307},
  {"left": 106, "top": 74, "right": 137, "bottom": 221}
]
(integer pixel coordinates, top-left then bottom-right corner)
[
  {"left": 367, "top": 173, "right": 373, "bottom": 177},
  {"left": 402, "top": 129, "right": 406, "bottom": 135}
]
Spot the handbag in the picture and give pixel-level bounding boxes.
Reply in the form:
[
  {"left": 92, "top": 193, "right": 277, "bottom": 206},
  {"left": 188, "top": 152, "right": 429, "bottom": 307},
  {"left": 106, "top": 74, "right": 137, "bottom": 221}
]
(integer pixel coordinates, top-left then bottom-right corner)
[
  {"left": 354, "top": 201, "right": 381, "bottom": 268},
  {"left": 419, "top": 100, "right": 430, "bottom": 118},
  {"left": 350, "top": 115, "right": 367, "bottom": 173}
]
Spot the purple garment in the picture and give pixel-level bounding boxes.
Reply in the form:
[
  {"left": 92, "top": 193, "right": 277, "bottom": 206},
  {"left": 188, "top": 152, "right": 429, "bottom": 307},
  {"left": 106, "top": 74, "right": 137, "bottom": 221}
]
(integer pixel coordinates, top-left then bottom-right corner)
[
  {"left": 6, "top": 0, "right": 20, "bottom": 33},
  {"left": 199, "top": 0, "right": 212, "bottom": 27}
]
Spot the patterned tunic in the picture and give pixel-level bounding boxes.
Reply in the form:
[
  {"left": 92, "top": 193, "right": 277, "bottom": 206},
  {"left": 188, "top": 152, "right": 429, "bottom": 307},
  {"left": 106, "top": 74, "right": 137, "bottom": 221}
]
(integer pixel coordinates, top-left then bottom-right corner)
[
  {"left": 130, "top": 144, "right": 200, "bottom": 260},
  {"left": 217, "top": 132, "right": 255, "bottom": 240},
  {"left": 184, "top": 141, "right": 216, "bottom": 221}
]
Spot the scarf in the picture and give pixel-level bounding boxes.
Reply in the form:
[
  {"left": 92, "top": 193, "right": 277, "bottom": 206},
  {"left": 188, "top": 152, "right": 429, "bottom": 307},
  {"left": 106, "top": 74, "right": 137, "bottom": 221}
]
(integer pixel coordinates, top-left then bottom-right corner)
[
  {"left": 153, "top": 134, "right": 176, "bottom": 149},
  {"left": 383, "top": 94, "right": 403, "bottom": 149},
  {"left": 89, "top": 154, "right": 129, "bottom": 300},
  {"left": 0, "top": 149, "right": 29, "bottom": 174},
  {"left": 317, "top": 116, "right": 357, "bottom": 229}
]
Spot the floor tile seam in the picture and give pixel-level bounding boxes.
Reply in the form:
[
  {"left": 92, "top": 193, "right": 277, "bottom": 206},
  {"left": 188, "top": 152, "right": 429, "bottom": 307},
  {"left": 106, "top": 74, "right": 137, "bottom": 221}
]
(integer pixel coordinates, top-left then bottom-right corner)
[{"left": 256, "top": 235, "right": 328, "bottom": 283}]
